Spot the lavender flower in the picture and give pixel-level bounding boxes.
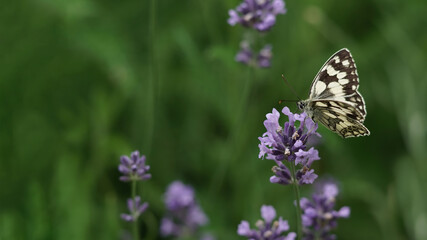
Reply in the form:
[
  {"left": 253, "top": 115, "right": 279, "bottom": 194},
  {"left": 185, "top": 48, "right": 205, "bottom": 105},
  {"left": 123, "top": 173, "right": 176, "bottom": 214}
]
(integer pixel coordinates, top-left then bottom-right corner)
[
  {"left": 258, "top": 107, "right": 321, "bottom": 185},
  {"left": 237, "top": 205, "right": 296, "bottom": 240},
  {"left": 257, "top": 45, "right": 272, "bottom": 68},
  {"left": 121, "top": 196, "right": 149, "bottom": 222},
  {"left": 228, "top": 0, "right": 287, "bottom": 32},
  {"left": 300, "top": 181, "right": 350, "bottom": 240},
  {"left": 118, "top": 150, "right": 151, "bottom": 182},
  {"left": 236, "top": 41, "right": 254, "bottom": 65},
  {"left": 236, "top": 41, "right": 273, "bottom": 68},
  {"left": 160, "top": 181, "right": 209, "bottom": 238},
  {"left": 164, "top": 181, "right": 196, "bottom": 210}
]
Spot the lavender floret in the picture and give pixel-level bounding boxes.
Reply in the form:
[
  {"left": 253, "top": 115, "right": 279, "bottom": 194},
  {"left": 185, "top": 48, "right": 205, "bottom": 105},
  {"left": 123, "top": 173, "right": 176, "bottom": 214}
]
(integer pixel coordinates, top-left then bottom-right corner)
[
  {"left": 257, "top": 44, "right": 273, "bottom": 68},
  {"left": 237, "top": 205, "right": 296, "bottom": 240},
  {"left": 236, "top": 41, "right": 254, "bottom": 65}
]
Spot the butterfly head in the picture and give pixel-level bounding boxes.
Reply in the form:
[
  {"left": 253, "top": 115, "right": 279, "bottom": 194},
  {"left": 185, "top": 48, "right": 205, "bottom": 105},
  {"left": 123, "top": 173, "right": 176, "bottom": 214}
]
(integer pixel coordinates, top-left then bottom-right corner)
[{"left": 297, "top": 100, "right": 307, "bottom": 111}]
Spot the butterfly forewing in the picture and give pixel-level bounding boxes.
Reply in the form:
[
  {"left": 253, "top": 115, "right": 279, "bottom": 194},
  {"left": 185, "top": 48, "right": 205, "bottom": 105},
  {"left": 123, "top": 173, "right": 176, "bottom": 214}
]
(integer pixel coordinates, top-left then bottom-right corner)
[
  {"left": 309, "top": 48, "right": 366, "bottom": 118},
  {"left": 302, "top": 48, "right": 370, "bottom": 138}
]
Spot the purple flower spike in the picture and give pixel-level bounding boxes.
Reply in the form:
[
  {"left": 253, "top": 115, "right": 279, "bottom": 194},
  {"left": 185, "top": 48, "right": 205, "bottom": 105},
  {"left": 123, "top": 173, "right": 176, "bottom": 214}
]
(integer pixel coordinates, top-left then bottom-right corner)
[
  {"left": 118, "top": 150, "right": 151, "bottom": 182},
  {"left": 160, "top": 181, "right": 209, "bottom": 238},
  {"left": 258, "top": 107, "right": 321, "bottom": 185},
  {"left": 120, "top": 196, "right": 149, "bottom": 222},
  {"left": 237, "top": 205, "right": 296, "bottom": 240},
  {"left": 228, "top": 0, "right": 287, "bottom": 32},
  {"left": 300, "top": 181, "right": 350, "bottom": 240}
]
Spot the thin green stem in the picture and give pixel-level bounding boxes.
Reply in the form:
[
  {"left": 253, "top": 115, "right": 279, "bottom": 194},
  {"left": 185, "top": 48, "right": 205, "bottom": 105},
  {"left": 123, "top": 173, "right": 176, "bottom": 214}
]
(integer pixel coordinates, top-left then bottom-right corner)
[
  {"left": 145, "top": 0, "right": 157, "bottom": 154},
  {"left": 131, "top": 180, "right": 140, "bottom": 240},
  {"left": 132, "top": 179, "right": 137, "bottom": 198},
  {"left": 290, "top": 162, "right": 302, "bottom": 240}
]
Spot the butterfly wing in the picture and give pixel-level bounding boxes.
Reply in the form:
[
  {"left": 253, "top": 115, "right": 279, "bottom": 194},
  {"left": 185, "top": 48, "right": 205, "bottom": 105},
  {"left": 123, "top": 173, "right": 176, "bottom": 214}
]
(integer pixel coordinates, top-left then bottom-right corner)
[
  {"left": 308, "top": 48, "right": 367, "bottom": 120},
  {"left": 309, "top": 100, "right": 370, "bottom": 138}
]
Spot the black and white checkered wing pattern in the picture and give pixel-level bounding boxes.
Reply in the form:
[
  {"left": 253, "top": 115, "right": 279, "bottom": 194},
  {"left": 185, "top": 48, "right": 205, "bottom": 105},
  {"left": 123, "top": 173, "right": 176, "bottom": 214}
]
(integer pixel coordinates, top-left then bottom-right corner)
[
  {"left": 310, "top": 100, "right": 370, "bottom": 138},
  {"left": 302, "top": 48, "right": 370, "bottom": 138},
  {"left": 308, "top": 48, "right": 366, "bottom": 119}
]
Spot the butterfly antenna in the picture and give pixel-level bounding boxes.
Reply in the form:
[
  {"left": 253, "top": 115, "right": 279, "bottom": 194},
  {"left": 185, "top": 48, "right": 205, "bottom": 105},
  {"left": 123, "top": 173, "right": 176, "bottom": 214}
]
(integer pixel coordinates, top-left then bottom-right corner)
[
  {"left": 278, "top": 99, "right": 299, "bottom": 105},
  {"left": 281, "top": 74, "right": 301, "bottom": 101}
]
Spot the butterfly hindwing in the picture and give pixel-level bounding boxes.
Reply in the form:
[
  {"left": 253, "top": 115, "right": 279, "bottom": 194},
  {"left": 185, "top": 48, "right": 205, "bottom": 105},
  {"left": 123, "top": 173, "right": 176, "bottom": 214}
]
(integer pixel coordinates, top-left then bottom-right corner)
[
  {"left": 311, "top": 100, "right": 364, "bottom": 123},
  {"left": 310, "top": 100, "right": 370, "bottom": 138},
  {"left": 341, "top": 92, "right": 366, "bottom": 119},
  {"left": 309, "top": 48, "right": 366, "bottom": 118}
]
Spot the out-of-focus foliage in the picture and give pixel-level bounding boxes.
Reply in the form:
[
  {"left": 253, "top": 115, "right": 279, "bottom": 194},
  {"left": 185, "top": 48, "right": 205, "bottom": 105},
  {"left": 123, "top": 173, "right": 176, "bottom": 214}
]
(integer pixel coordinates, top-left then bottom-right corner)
[{"left": 1, "top": 0, "right": 426, "bottom": 239}]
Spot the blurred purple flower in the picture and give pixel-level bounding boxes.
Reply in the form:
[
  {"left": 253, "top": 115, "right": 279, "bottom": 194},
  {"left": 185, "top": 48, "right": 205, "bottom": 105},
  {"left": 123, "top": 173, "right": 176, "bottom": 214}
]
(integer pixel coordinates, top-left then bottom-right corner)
[
  {"left": 259, "top": 107, "right": 321, "bottom": 185},
  {"left": 299, "top": 181, "right": 350, "bottom": 240},
  {"left": 160, "top": 217, "right": 178, "bottom": 236},
  {"left": 237, "top": 205, "right": 296, "bottom": 240},
  {"left": 236, "top": 41, "right": 254, "bottom": 65},
  {"left": 164, "top": 181, "right": 196, "bottom": 210},
  {"left": 160, "top": 181, "right": 209, "bottom": 238},
  {"left": 121, "top": 196, "right": 149, "bottom": 222},
  {"left": 257, "top": 44, "right": 272, "bottom": 68},
  {"left": 228, "top": 0, "right": 287, "bottom": 32},
  {"left": 236, "top": 41, "right": 273, "bottom": 68},
  {"left": 118, "top": 151, "right": 151, "bottom": 182}
]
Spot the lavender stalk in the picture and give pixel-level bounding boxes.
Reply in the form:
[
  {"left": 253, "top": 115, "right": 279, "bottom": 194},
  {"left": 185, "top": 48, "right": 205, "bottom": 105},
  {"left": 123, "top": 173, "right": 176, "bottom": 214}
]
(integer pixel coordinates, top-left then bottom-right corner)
[
  {"left": 131, "top": 180, "right": 139, "bottom": 240},
  {"left": 290, "top": 162, "right": 302, "bottom": 240},
  {"left": 258, "top": 107, "right": 322, "bottom": 238},
  {"left": 119, "top": 151, "right": 151, "bottom": 240}
]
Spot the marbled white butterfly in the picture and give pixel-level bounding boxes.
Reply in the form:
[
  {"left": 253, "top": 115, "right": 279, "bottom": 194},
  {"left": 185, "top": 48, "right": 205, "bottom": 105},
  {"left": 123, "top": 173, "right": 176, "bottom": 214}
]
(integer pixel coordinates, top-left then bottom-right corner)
[{"left": 297, "top": 48, "right": 370, "bottom": 138}]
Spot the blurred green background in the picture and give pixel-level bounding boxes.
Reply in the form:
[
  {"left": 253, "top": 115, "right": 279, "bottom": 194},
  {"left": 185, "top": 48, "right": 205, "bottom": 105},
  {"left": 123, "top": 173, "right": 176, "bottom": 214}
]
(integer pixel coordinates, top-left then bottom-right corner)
[{"left": 1, "top": 0, "right": 427, "bottom": 239}]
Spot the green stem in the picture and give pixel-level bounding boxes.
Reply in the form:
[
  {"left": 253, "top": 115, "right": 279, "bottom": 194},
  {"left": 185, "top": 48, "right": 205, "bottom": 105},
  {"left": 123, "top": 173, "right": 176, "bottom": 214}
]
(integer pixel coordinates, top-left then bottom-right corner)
[
  {"left": 290, "top": 162, "right": 302, "bottom": 240},
  {"left": 132, "top": 179, "right": 137, "bottom": 198},
  {"left": 132, "top": 180, "right": 140, "bottom": 240},
  {"left": 146, "top": 0, "right": 157, "bottom": 154}
]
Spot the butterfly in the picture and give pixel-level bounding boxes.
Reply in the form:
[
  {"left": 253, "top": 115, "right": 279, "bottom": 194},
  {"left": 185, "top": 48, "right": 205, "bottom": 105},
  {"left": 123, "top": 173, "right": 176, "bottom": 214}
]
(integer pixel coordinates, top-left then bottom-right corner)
[{"left": 297, "top": 48, "right": 370, "bottom": 138}]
